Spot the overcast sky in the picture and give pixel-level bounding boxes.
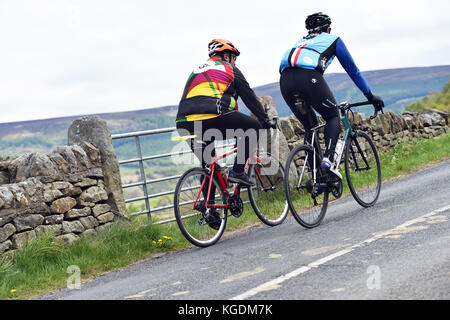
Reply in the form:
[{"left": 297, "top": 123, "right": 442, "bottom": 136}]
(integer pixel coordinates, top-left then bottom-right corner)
[{"left": 0, "top": 0, "right": 449, "bottom": 124}]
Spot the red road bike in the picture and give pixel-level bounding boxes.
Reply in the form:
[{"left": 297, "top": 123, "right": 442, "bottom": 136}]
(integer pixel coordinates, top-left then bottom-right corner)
[{"left": 174, "top": 128, "right": 288, "bottom": 247}]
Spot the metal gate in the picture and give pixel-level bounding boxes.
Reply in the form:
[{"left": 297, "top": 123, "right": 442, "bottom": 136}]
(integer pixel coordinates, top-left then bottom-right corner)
[{"left": 111, "top": 127, "right": 234, "bottom": 224}]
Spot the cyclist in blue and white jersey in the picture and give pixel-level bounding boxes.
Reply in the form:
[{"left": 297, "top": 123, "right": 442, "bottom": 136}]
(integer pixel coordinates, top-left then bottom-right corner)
[{"left": 279, "top": 12, "right": 384, "bottom": 180}]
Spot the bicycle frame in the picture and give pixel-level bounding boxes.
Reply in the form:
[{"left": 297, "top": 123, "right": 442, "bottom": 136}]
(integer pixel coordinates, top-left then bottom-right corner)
[
  {"left": 299, "top": 101, "right": 373, "bottom": 189},
  {"left": 338, "top": 103, "right": 374, "bottom": 172},
  {"left": 301, "top": 123, "right": 325, "bottom": 188},
  {"left": 334, "top": 108, "right": 353, "bottom": 168},
  {"left": 192, "top": 147, "right": 236, "bottom": 211},
  {"left": 192, "top": 146, "right": 266, "bottom": 211}
]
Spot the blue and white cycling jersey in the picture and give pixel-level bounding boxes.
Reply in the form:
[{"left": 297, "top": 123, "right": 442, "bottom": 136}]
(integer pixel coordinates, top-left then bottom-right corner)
[{"left": 279, "top": 32, "right": 370, "bottom": 94}]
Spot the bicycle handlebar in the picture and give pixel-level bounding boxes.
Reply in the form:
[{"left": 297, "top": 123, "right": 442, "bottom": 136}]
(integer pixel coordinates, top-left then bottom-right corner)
[
  {"left": 339, "top": 101, "right": 383, "bottom": 120},
  {"left": 263, "top": 116, "right": 280, "bottom": 130}
]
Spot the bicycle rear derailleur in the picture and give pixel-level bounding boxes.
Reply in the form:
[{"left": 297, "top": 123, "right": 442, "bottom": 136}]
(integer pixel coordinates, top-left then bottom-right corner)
[{"left": 228, "top": 195, "right": 243, "bottom": 218}]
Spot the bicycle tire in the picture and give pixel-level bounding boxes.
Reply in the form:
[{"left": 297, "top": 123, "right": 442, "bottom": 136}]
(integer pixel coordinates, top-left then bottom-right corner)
[
  {"left": 344, "top": 130, "right": 381, "bottom": 207},
  {"left": 284, "top": 144, "right": 329, "bottom": 228},
  {"left": 174, "top": 167, "right": 227, "bottom": 247},
  {"left": 247, "top": 152, "right": 289, "bottom": 226}
]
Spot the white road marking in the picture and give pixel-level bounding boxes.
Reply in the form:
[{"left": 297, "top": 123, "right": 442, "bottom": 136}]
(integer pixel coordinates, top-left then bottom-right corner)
[
  {"left": 230, "top": 204, "right": 450, "bottom": 300},
  {"left": 220, "top": 267, "right": 264, "bottom": 284},
  {"left": 124, "top": 288, "right": 156, "bottom": 299},
  {"left": 301, "top": 243, "right": 351, "bottom": 256}
]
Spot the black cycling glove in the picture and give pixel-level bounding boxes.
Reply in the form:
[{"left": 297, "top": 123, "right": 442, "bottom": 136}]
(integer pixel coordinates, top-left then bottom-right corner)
[
  {"left": 261, "top": 118, "right": 277, "bottom": 129},
  {"left": 364, "top": 91, "right": 385, "bottom": 112}
]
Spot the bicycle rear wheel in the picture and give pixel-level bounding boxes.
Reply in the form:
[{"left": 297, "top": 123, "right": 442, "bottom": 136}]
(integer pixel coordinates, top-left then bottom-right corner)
[
  {"left": 247, "top": 152, "right": 289, "bottom": 226},
  {"left": 344, "top": 130, "right": 381, "bottom": 207},
  {"left": 284, "top": 144, "right": 329, "bottom": 228},
  {"left": 174, "top": 167, "right": 227, "bottom": 247}
]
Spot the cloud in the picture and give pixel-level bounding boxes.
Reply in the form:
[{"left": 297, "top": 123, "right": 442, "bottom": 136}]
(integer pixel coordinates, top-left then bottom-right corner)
[{"left": 0, "top": 0, "right": 449, "bottom": 123}]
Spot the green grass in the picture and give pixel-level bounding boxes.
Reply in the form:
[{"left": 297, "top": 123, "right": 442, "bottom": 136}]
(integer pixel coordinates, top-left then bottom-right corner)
[
  {"left": 1, "top": 131, "right": 449, "bottom": 300},
  {"left": 379, "top": 133, "right": 450, "bottom": 178},
  {"left": 0, "top": 219, "right": 184, "bottom": 300}
]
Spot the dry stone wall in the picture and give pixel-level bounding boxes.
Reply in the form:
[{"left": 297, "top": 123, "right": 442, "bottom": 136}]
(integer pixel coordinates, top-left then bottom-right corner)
[
  {"left": 253, "top": 96, "right": 448, "bottom": 162},
  {"left": 0, "top": 142, "right": 117, "bottom": 256},
  {"left": 278, "top": 108, "right": 449, "bottom": 154}
]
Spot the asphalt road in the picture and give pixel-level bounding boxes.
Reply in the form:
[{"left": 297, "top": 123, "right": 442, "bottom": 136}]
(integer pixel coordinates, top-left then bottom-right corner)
[{"left": 38, "top": 159, "right": 450, "bottom": 301}]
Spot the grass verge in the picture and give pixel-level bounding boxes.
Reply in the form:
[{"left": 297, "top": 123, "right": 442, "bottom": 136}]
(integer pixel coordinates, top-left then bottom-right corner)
[{"left": 0, "top": 132, "right": 449, "bottom": 300}]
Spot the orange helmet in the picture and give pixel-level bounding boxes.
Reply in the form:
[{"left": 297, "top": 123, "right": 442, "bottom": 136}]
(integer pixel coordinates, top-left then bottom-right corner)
[{"left": 208, "top": 39, "right": 240, "bottom": 57}]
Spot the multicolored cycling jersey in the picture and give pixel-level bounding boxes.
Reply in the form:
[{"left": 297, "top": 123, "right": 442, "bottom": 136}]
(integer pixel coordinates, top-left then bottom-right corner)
[
  {"left": 279, "top": 32, "right": 370, "bottom": 94},
  {"left": 177, "top": 56, "right": 268, "bottom": 123},
  {"left": 177, "top": 57, "right": 237, "bottom": 122}
]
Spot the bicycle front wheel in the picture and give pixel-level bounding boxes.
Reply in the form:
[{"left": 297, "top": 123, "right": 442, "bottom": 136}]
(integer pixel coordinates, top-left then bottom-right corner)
[
  {"left": 284, "top": 144, "right": 329, "bottom": 228},
  {"left": 174, "top": 167, "right": 227, "bottom": 247},
  {"left": 344, "top": 130, "right": 381, "bottom": 207},
  {"left": 247, "top": 152, "right": 289, "bottom": 226}
]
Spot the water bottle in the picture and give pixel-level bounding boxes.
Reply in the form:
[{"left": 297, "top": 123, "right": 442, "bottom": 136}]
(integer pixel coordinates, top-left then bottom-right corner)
[{"left": 334, "top": 139, "right": 344, "bottom": 167}]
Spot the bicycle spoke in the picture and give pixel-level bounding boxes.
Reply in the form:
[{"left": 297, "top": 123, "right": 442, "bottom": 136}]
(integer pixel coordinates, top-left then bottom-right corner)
[
  {"left": 174, "top": 168, "right": 227, "bottom": 247},
  {"left": 285, "top": 145, "right": 328, "bottom": 228},
  {"left": 248, "top": 152, "right": 288, "bottom": 226},
  {"left": 344, "top": 131, "right": 381, "bottom": 207}
]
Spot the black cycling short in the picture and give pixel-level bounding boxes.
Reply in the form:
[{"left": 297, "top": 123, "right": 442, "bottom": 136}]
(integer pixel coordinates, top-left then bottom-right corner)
[
  {"left": 176, "top": 111, "right": 262, "bottom": 171},
  {"left": 280, "top": 67, "right": 341, "bottom": 161}
]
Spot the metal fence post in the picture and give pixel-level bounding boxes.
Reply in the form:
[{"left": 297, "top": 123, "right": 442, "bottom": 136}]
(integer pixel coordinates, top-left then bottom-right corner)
[{"left": 135, "top": 136, "right": 151, "bottom": 223}]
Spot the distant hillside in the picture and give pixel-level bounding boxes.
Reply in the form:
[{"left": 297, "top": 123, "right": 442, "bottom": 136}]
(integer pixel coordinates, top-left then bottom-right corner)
[
  {"left": 0, "top": 105, "right": 178, "bottom": 156},
  {"left": 0, "top": 65, "right": 449, "bottom": 157},
  {"left": 0, "top": 104, "right": 177, "bottom": 139},
  {"left": 405, "top": 80, "right": 450, "bottom": 113},
  {"left": 250, "top": 65, "right": 450, "bottom": 117}
]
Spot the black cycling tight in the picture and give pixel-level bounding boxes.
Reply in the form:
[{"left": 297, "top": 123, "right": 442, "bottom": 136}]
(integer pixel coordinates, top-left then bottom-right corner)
[
  {"left": 176, "top": 111, "right": 262, "bottom": 172},
  {"left": 280, "top": 67, "right": 341, "bottom": 161}
]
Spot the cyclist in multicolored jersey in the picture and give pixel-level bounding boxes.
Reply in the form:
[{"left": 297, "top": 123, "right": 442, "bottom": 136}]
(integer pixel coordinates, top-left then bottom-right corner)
[
  {"left": 279, "top": 12, "right": 384, "bottom": 180},
  {"left": 177, "top": 39, "right": 276, "bottom": 186}
]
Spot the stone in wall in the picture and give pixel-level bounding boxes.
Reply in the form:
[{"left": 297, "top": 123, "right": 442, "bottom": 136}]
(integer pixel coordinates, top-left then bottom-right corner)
[
  {"left": 419, "top": 109, "right": 448, "bottom": 126},
  {"left": 251, "top": 96, "right": 292, "bottom": 169},
  {"left": 279, "top": 117, "right": 295, "bottom": 141},
  {"left": 0, "top": 156, "right": 16, "bottom": 185},
  {"left": 67, "top": 116, "right": 126, "bottom": 216}
]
